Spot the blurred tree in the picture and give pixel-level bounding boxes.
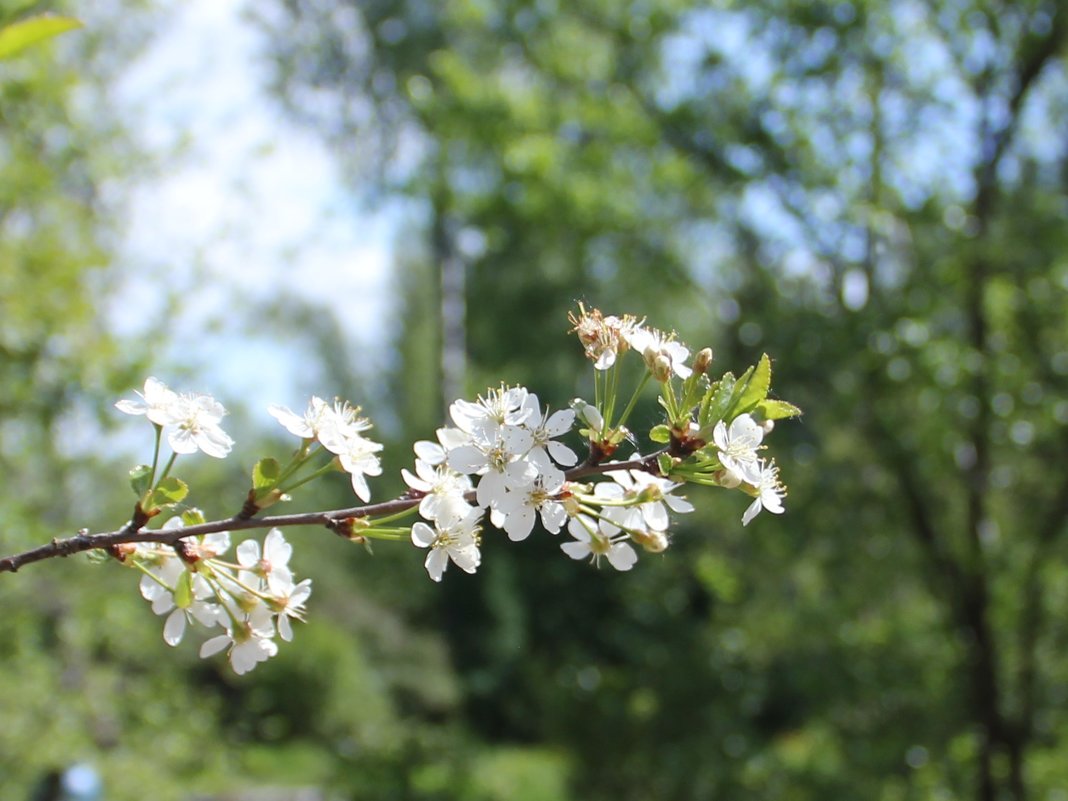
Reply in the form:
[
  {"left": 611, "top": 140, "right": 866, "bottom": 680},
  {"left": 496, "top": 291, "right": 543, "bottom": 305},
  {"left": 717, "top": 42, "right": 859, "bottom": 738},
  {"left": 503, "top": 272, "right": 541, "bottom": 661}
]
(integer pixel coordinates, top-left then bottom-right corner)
[{"left": 259, "top": 1, "right": 1068, "bottom": 800}]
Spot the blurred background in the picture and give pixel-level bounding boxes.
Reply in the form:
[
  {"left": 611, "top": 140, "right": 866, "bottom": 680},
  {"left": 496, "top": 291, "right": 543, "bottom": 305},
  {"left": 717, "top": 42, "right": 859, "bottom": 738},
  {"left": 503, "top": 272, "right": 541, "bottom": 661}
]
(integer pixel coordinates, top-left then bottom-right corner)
[{"left": 2, "top": 0, "right": 1067, "bottom": 799}]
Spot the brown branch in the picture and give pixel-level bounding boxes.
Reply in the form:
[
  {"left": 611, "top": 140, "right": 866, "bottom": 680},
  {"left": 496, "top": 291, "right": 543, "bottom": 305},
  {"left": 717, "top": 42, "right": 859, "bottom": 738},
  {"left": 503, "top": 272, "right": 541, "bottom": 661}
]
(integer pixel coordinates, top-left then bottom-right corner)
[{"left": 0, "top": 453, "right": 666, "bottom": 575}]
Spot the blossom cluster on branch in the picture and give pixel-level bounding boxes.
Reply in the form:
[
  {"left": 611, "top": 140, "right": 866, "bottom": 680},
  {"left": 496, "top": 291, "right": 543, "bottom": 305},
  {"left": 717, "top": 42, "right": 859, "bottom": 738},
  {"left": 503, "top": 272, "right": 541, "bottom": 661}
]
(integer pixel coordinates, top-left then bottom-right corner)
[{"left": 0, "top": 306, "right": 800, "bottom": 674}]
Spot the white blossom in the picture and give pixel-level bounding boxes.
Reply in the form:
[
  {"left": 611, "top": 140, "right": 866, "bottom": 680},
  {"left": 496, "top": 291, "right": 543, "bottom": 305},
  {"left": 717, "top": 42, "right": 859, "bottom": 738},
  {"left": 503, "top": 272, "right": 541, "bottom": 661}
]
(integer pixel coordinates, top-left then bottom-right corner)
[
  {"left": 713, "top": 413, "right": 765, "bottom": 486},
  {"left": 268, "top": 396, "right": 330, "bottom": 440},
  {"left": 335, "top": 432, "right": 384, "bottom": 502},
  {"left": 496, "top": 476, "right": 569, "bottom": 541},
  {"left": 624, "top": 325, "right": 692, "bottom": 379},
  {"left": 561, "top": 515, "right": 638, "bottom": 571},
  {"left": 199, "top": 605, "right": 278, "bottom": 675},
  {"left": 598, "top": 469, "right": 695, "bottom": 531},
  {"left": 742, "top": 459, "right": 787, "bottom": 526},
  {"left": 568, "top": 306, "right": 641, "bottom": 370},
  {"left": 411, "top": 507, "right": 483, "bottom": 581},
  {"left": 402, "top": 458, "right": 474, "bottom": 525},
  {"left": 159, "top": 391, "right": 235, "bottom": 458},
  {"left": 115, "top": 377, "right": 180, "bottom": 426},
  {"left": 236, "top": 528, "right": 294, "bottom": 593}
]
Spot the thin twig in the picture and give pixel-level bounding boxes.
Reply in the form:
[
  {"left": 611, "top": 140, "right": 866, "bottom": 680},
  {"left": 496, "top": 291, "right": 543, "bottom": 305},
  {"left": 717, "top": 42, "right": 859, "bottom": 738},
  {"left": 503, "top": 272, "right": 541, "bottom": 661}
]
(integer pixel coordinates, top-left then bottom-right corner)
[{"left": 0, "top": 452, "right": 666, "bottom": 574}]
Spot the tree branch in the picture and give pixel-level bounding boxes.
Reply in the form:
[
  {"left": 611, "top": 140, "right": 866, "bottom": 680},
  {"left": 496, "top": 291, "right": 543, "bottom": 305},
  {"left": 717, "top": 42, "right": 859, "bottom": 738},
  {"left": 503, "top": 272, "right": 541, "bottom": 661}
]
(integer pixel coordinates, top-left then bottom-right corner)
[{"left": 0, "top": 452, "right": 666, "bottom": 575}]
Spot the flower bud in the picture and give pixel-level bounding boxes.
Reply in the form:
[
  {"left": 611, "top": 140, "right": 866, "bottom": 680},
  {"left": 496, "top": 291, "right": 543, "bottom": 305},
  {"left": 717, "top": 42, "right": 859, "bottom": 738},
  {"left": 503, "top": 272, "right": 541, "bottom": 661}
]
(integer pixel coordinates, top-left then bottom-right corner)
[
  {"left": 762, "top": 419, "right": 775, "bottom": 434},
  {"left": 693, "top": 347, "right": 713, "bottom": 375},
  {"left": 715, "top": 469, "right": 741, "bottom": 489},
  {"left": 633, "top": 528, "right": 669, "bottom": 554},
  {"left": 651, "top": 354, "right": 673, "bottom": 382}
]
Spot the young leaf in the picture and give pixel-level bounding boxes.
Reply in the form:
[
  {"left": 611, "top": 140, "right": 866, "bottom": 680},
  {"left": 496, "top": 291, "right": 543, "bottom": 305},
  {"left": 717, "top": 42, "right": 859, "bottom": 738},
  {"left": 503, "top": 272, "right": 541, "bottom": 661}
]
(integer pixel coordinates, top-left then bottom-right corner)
[
  {"left": 173, "top": 570, "right": 193, "bottom": 609},
  {"left": 757, "top": 399, "right": 802, "bottom": 420},
  {"left": 699, "top": 372, "right": 736, "bottom": 428},
  {"left": 729, "top": 354, "right": 772, "bottom": 417},
  {"left": 252, "top": 457, "right": 281, "bottom": 490},
  {"left": 0, "top": 15, "right": 82, "bottom": 60},
  {"left": 181, "top": 508, "right": 206, "bottom": 526},
  {"left": 147, "top": 477, "right": 189, "bottom": 509},
  {"left": 649, "top": 424, "right": 672, "bottom": 444},
  {"left": 129, "top": 464, "right": 153, "bottom": 498}
]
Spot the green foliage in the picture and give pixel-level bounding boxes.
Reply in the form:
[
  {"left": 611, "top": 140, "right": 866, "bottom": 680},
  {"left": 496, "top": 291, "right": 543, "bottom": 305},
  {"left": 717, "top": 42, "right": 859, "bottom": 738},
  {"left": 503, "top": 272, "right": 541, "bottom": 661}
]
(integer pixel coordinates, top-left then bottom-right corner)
[
  {"left": 256, "top": 0, "right": 1068, "bottom": 799},
  {"left": 0, "top": 13, "right": 81, "bottom": 59}
]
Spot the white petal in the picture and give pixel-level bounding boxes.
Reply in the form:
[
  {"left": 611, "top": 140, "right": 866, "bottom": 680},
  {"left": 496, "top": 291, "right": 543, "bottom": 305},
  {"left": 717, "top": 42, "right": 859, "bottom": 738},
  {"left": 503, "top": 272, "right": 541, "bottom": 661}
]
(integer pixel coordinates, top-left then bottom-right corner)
[
  {"left": 666, "top": 495, "right": 695, "bottom": 514},
  {"left": 540, "top": 503, "right": 567, "bottom": 534},
  {"left": 505, "top": 506, "right": 536, "bottom": 542},
  {"left": 544, "top": 409, "right": 575, "bottom": 436},
  {"left": 163, "top": 609, "right": 187, "bottom": 646},
  {"left": 278, "top": 614, "right": 294, "bottom": 642},
  {"left": 742, "top": 498, "right": 763, "bottom": 526},
  {"left": 547, "top": 440, "right": 578, "bottom": 466},
  {"left": 607, "top": 543, "right": 638, "bottom": 571},
  {"left": 349, "top": 472, "right": 371, "bottom": 502},
  {"left": 167, "top": 428, "right": 199, "bottom": 455},
  {"left": 641, "top": 502, "right": 669, "bottom": 531},
  {"left": 200, "top": 634, "right": 231, "bottom": 659},
  {"left": 114, "top": 399, "right": 147, "bottom": 416},
  {"left": 263, "top": 529, "right": 292, "bottom": 567},
  {"left": 425, "top": 548, "right": 448, "bottom": 581},
  {"left": 449, "top": 545, "right": 481, "bottom": 574},
  {"left": 561, "top": 541, "right": 591, "bottom": 560},
  {"left": 414, "top": 440, "right": 446, "bottom": 464},
  {"left": 448, "top": 445, "right": 488, "bottom": 474},
  {"left": 236, "top": 539, "right": 260, "bottom": 567},
  {"left": 411, "top": 522, "right": 437, "bottom": 548}
]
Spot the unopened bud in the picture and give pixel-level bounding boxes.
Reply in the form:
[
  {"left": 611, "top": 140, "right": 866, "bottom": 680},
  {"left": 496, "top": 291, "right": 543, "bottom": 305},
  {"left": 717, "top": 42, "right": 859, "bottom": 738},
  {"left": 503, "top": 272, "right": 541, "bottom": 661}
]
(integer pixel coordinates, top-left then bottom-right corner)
[
  {"left": 762, "top": 419, "right": 775, "bottom": 434},
  {"left": 107, "top": 542, "right": 138, "bottom": 563},
  {"left": 715, "top": 469, "right": 741, "bottom": 489},
  {"left": 633, "top": 528, "right": 669, "bottom": 554},
  {"left": 651, "top": 353, "right": 673, "bottom": 382},
  {"left": 693, "top": 347, "right": 713, "bottom": 375}
]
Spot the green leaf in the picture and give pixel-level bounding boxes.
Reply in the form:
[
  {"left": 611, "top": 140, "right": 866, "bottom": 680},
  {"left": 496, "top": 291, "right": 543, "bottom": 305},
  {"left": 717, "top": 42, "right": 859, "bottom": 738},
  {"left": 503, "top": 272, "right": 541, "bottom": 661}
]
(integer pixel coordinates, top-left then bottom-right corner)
[
  {"left": 757, "top": 399, "right": 803, "bottom": 420},
  {"left": 0, "top": 15, "right": 83, "bottom": 60},
  {"left": 657, "top": 453, "right": 674, "bottom": 476},
  {"left": 729, "top": 353, "right": 772, "bottom": 417},
  {"left": 649, "top": 424, "right": 671, "bottom": 444},
  {"left": 181, "top": 508, "right": 206, "bottom": 526},
  {"left": 147, "top": 477, "right": 188, "bottom": 509},
  {"left": 129, "top": 464, "right": 153, "bottom": 498},
  {"left": 252, "top": 457, "right": 281, "bottom": 490},
  {"left": 699, "top": 372, "right": 736, "bottom": 428},
  {"left": 173, "top": 570, "right": 193, "bottom": 609}
]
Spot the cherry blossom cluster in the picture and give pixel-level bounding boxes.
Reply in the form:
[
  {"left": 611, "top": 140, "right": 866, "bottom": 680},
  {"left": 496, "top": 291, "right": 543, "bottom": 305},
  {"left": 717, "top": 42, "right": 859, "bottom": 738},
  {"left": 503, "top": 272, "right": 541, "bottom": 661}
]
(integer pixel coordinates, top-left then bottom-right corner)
[
  {"left": 122, "top": 520, "right": 310, "bottom": 674},
  {"left": 11, "top": 305, "right": 798, "bottom": 674}
]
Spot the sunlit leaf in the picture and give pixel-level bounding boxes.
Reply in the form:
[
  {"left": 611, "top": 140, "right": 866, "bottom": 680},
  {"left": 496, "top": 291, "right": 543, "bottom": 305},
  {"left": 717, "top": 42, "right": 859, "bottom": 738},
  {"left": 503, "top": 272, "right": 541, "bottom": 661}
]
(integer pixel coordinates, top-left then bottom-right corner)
[{"left": 0, "top": 15, "right": 82, "bottom": 60}]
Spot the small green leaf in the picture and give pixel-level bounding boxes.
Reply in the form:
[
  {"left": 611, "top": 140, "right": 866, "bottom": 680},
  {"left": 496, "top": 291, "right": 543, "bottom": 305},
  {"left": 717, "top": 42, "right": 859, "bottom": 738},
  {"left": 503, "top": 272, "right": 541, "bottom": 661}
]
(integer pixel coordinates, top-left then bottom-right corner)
[
  {"left": 657, "top": 453, "right": 674, "bottom": 476},
  {"left": 757, "top": 399, "right": 803, "bottom": 420},
  {"left": 729, "top": 354, "right": 772, "bottom": 417},
  {"left": 649, "top": 424, "right": 672, "bottom": 444},
  {"left": 174, "top": 570, "right": 193, "bottom": 609},
  {"left": 252, "top": 457, "right": 281, "bottom": 490},
  {"left": 129, "top": 464, "right": 153, "bottom": 498},
  {"left": 147, "top": 477, "right": 188, "bottom": 509},
  {"left": 699, "top": 372, "right": 736, "bottom": 428},
  {"left": 0, "top": 15, "right": 83, "bottom": 60},
  {"left": 181, "top": 508, "right": 206, "bottom": 526}
]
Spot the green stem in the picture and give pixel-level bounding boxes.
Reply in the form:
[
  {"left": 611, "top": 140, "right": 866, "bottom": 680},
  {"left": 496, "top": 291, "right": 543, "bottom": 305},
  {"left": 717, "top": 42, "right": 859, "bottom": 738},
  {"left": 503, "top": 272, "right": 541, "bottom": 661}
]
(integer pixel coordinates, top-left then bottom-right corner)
[
  {"left": 274, "top": 442, "right": 320, "bottom": 487},
  {"left": 615, "top": 373, "right": 652, "bottom": 431},
  {"left": 368, "top": 506, "right": 421, "bottom": 526},
  {"left": 156, "top": 451, "right": 179, "bottom": 484},
  {"left": 604, "top": 362, "right": 622, "bottom": 428},
  {"left": 278, "top": 461, "right": 338, "bottom": 495},
  {"left": 149, "top": 425, "right": 163, "bottom": 485}
]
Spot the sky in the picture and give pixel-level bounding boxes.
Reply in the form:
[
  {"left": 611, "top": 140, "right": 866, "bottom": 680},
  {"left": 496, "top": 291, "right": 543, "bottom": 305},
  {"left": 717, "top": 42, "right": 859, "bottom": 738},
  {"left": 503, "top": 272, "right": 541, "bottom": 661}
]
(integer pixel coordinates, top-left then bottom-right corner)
[{"left": 105, "top": 0, "right": 400, "bottom": 413}]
